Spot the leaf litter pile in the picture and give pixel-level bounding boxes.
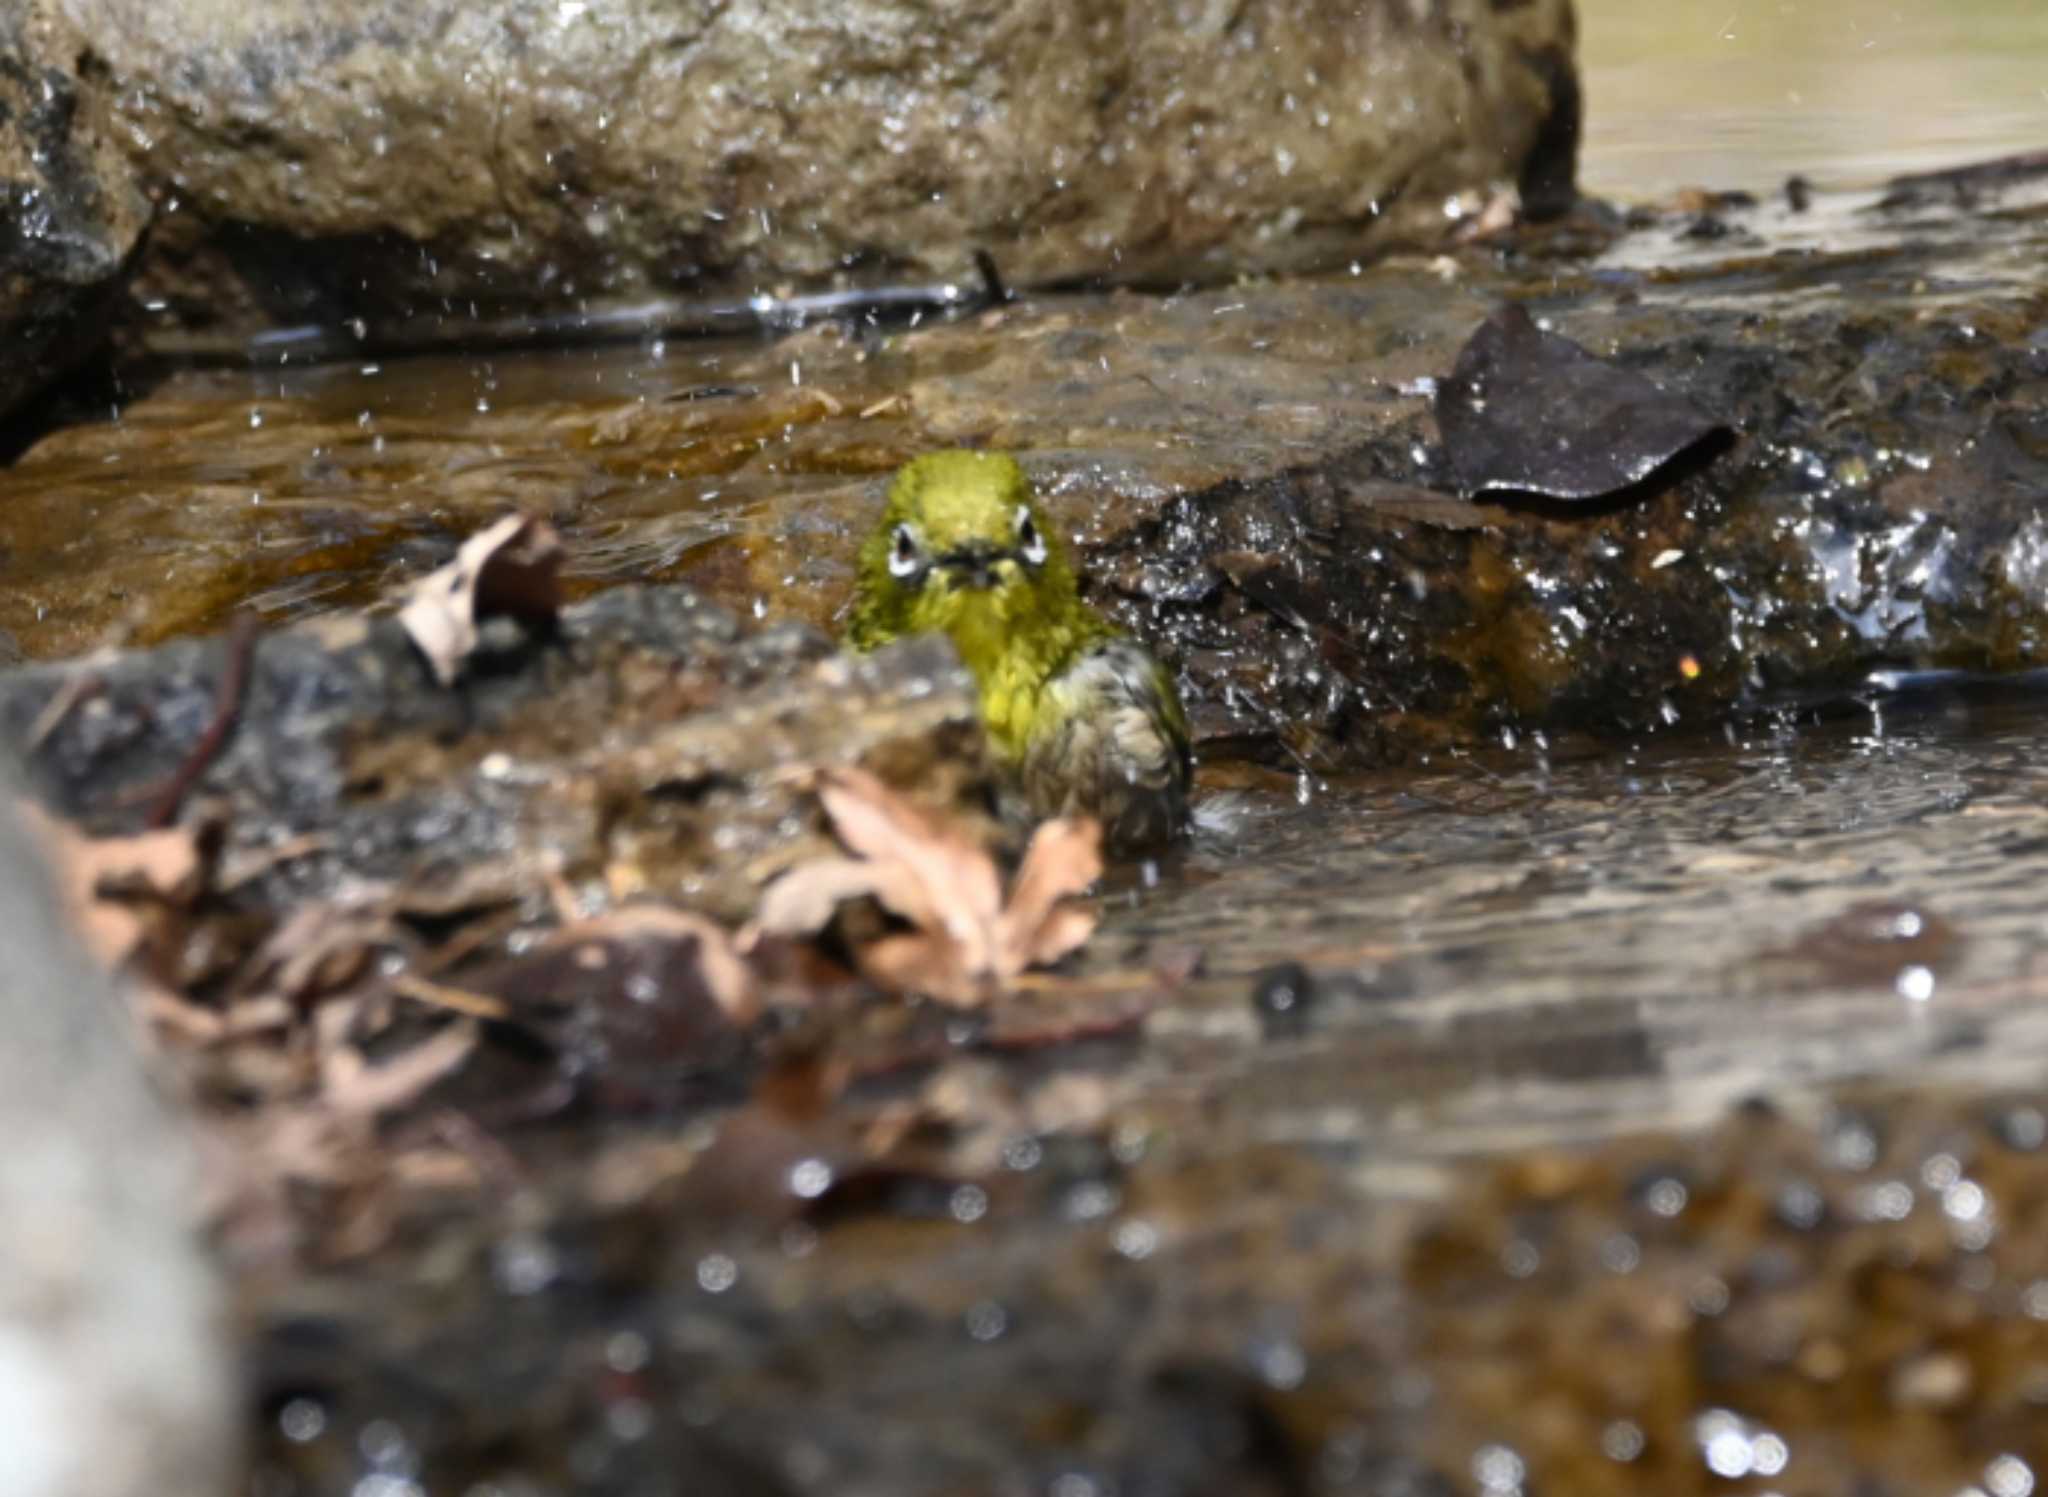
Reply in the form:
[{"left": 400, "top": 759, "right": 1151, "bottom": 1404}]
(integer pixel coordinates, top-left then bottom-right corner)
[{"left": 22, "top": 518, "right": 1172, "bottom": 1264}]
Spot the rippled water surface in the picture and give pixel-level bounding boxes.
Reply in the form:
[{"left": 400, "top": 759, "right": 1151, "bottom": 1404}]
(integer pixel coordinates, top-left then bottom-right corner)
[{"left": 1110, "top": 689, "right": 2048, "bottom": 1163}]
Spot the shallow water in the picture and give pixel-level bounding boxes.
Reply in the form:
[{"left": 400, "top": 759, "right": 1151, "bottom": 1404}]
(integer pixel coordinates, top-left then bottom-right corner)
[
  {"left": 1578, "top": 0, "right": 2048, "bottom": 194},
  {"left": 1110, "top": 688, "right": 2048, "bottom": 1166}
]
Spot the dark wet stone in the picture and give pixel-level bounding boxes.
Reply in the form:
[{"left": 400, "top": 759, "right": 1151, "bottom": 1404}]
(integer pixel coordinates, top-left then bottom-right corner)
[
  {"left": 467, "top": 917, "right": 752, "bottom": 1112},
  {"left": 1878, "top": 149, "right": 2048, "bottom": 211},
  {"left": 1251, "top": 961, "right": 1318, "bottom": 1034},
  {"left": 0, "top": 5, "right": 149, "bottom": 429},
  {"left": 1433, "top": 302, "right": 1732, "bottom": 501}
]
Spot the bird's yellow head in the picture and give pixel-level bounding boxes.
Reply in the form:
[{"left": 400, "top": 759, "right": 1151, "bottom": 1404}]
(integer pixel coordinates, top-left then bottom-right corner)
[{"left": 847, "top": 451, "right": 1096, "bottom": 684}]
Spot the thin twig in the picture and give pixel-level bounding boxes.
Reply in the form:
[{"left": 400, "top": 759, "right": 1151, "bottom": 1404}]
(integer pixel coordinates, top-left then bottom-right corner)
[
  {"left": 25, "top": 673, "right": 105, "bottom": 753},
  {"left": 390, "top": 972, "right": 511, "bottom": 1021},
  {"left": 143, "top": 613, "right": 261, "bottom": 829}
]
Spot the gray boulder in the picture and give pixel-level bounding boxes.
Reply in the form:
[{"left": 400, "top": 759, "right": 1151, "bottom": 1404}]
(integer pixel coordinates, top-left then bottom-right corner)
[{"left": 30, "top": 0, "right": 1574, "bottom": 349}]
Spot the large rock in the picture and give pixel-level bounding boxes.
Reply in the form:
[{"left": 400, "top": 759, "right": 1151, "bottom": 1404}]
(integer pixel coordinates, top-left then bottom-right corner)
[
  {"left": 0, "top": 1, "right": 149, "bottom": 425},
  {"left": 69, "top": 0, "right": 1575, "bottom": 338}
]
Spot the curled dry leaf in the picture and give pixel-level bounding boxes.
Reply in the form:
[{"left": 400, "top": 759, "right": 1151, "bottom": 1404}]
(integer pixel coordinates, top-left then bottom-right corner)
[
  {"left": 747, "top": 766, "right": 1103, "bottom": 1007},
  {"left": 397, "top": 514, "right": 565, "bottom": 686}
]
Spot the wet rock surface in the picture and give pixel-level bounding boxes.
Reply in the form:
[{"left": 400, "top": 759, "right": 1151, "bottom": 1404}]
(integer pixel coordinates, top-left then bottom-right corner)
[
  {"left": 0, "top": 2, "right": 149, "bottom": 421},
  {"left": 5, "top": 171, "right": 2048, "bottom": 769},
  {"left": 0, "top": 584, "right": 988, "bottom": 922},
  {"left": 2, "top": 0, "right": 1576, "bottom": 372}
]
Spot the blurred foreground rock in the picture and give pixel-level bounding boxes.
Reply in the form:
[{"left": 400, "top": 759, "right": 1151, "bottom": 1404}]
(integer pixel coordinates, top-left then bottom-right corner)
[
  {"left": 0, "top": 791, "right": 236, "bottom": 1497},
  {"left": 0, "top": 584, "right": 988, "bottom": 923}
]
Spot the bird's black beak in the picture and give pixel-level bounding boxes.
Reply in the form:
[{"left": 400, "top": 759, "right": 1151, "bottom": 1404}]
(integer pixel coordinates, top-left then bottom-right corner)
[{"left": 937, "top": 544, "right": 1015, "bottom": 590}]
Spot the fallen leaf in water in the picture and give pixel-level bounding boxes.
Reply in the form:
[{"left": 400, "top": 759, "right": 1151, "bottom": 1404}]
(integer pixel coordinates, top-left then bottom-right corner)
[
  {"left": 1435, "top": 303, "right": 1730, "bottom": 502},
  {"left": 748, "top": 767, "right": 1102, "bottom": 1006},
  {"left": 398, "top": 514, "right": 564, "bottom": 685}
]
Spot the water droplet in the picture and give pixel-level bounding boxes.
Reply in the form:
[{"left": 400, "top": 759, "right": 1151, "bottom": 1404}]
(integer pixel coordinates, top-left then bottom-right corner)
[
  {"left": 492, "top": 1234, "right": 559, "bottom": 1296},
  {"left": 1601, "top": 1421, "right": 1644, "bottom": 1462},
  {"left": 1501, "top": 1238, "right": 1540, "bottom": 1278},
  {"left": 789, "top": 1158, "right": 834, "bottom": 1199},
  {"left": 1996, "top": 1106, "right": 2047, "bottom": 1151},
  {"left": 1002, "top": 1136, "right": 1043, "bottom": 1172},
  {"left": 1987, "top": 1454, "right": 2036, "bottom": 1497},
  {"left": 1943, "top": 1178, "right": 1988, "bottom": 1223},
  {"left": 1472, "top": 1443, "right": 1526, "bottom": 1493},
  {"left": 1600, "top": 1233, "right": 1642, "bottom": 1274},
  {"left": 1113, "top": 1219, "right": 1158, "bottom": 1260},
  {"left": 605, "top": 1331, "right": 650, "bottom": 1373},
  {"left": 1644, "top": 1177, "right": 1689, "bottom": 1217},
  {"left": 1062, "top": 1181, "right": 1118, "bottom": 1222},
  {"left": 696, "top": 1253, "right": 739, "bottom": 1293},
  {"left": 357, "top": 1418, "right": 414, "bottom": 1472},
  {"left": 278, "top": 1397, "right": 326, "bottom": 1443},
  {"left": 1253, "top": 1338, "right": 1306, "bottom": 1390},
  {"left": 1252, "top": 962, "right": 1316, "bottom": 1033},
  {"left": 964, "top": 1301, "right": 1008, "bottom": 1342}
]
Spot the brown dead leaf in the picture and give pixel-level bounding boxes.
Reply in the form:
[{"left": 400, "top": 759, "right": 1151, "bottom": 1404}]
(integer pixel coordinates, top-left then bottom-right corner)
[
  {"left": 21, "top": 800, "right": 207, "bottom": 968},
  {"left": 816, "top": 769, "right": 1003, "bottom": 941},
  {"left": 397, "top": 515, "right": 564, "bottom": 685},
  {"left": 749, "top": 854, "right": 915, "bottom": 942},
  {"left": 746, "top": 767, "right": 1102, "bottom": 1007},
  {"left": 1001, "top": 815, "right": 1104, "bottom": 970}
]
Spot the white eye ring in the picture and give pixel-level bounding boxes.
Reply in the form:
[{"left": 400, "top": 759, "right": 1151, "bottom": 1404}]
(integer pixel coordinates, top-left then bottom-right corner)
[
  {"left": 1016, "top": 505, "right": 1047, "bottom": 566},
  {"left": 888, "top": 523, "right": 922, "bottom": 578}
]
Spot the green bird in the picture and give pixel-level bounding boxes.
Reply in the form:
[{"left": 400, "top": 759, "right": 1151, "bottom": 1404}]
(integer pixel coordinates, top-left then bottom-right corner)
[{"left": 848, "top": 450, "right": 1192, "bottom": 851}]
